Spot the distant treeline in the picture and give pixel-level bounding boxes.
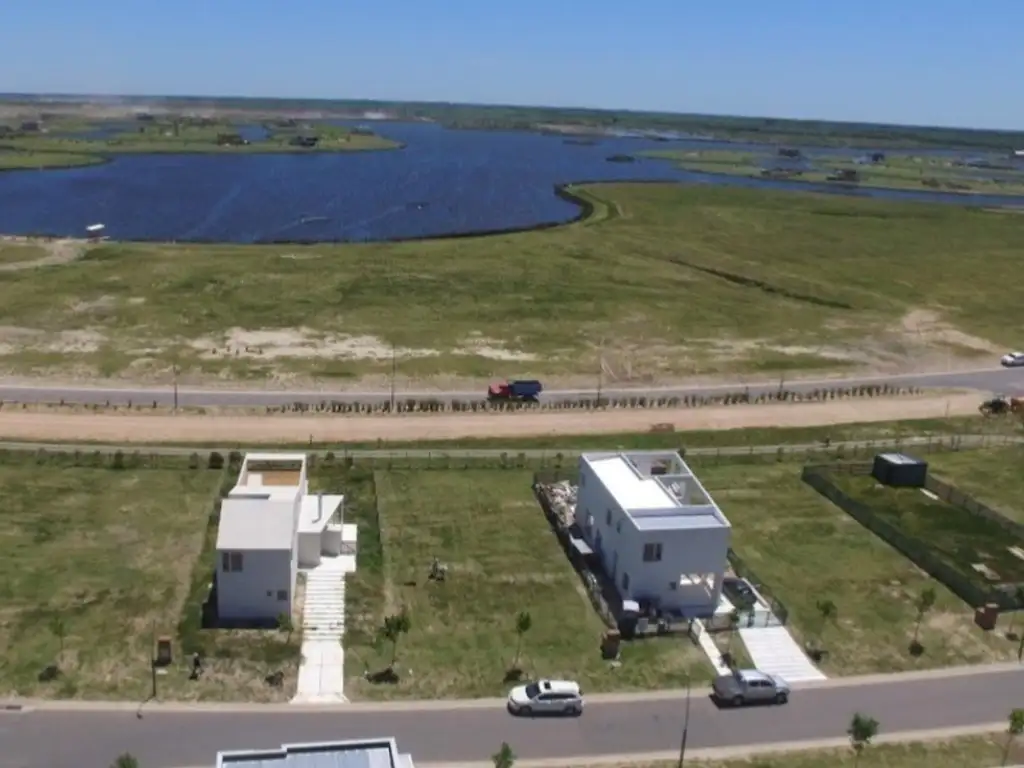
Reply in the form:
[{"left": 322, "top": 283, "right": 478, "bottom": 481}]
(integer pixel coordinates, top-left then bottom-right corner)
[{"left": 4, "top": 94, "right": 1023, "bottom": 150}]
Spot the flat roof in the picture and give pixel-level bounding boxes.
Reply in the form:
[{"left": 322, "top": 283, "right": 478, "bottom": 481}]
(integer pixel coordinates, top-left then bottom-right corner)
[
  {"left": 588, "top": 456, "right": 677, "bottom": 511},
  {"left": 216, "top": 497, "right": 295, "bottom": 551},
  {"left": 217, "top": 738, "right": 411, "bottom": 768}
]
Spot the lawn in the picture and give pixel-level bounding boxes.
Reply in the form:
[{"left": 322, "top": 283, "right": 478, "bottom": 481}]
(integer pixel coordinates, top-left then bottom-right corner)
[
  {"left": 1, "top": 184, "right": 1023, "bottom": 384},
  {"left": 613, "top": 734, "right": 1015, "bottom": 768},
  {"left": 0, "top": 452, "right": 302, "bottom": 701},
  {"left": 693, "top": 457, "right": 1018, "bottom": 675},
  {"left": 318, "top": 465, "right": 709, "bottom": 700},
  {"left": 829, "top": 468, "right": 1024, "bottom": 591}
]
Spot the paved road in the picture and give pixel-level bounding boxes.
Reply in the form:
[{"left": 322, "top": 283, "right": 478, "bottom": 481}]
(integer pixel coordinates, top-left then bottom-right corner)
[
  {"left": 2, "top": 668, "right": 1021, "bottom": 768},
  {"left": 0, "top": 367, "right": 1021, "bottom": 407},
  {"left": 0, "top": 433, "right": 1013, "bottom": 458}
]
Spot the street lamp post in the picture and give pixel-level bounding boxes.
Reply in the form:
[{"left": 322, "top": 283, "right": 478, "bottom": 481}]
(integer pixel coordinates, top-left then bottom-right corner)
[
  {"left": 677, "top": 674, "right": 692, "bottom": 768},
  {"left": 390, "top": 344, "right": 397, "bottom": 412}
]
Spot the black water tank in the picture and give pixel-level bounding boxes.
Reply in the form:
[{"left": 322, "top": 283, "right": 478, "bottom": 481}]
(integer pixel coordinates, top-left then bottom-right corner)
[{"left": 871, "top": 453, "right": 928, "bottom": 487}]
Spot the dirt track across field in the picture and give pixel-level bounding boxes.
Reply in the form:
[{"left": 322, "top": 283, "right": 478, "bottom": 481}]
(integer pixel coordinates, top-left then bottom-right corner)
[{"left": 0, "top": 394, "right": 981, "bottom": 443}]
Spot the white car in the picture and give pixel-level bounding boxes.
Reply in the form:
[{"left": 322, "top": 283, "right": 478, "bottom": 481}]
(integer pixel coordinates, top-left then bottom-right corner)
[
  {"left": 1001, "top": 352, "right": 1024, "bottom": 368},
  {"left": 507, "top": 679, "right": 583, "bottom": 716}
]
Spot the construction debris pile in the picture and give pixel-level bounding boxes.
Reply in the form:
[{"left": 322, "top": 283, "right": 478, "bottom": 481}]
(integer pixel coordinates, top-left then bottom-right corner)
[{"left": 542, "top": 481, "right": 577, "bottom": 529}]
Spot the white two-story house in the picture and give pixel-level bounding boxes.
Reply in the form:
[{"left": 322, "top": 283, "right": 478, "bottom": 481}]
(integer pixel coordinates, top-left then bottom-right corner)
[
  {"left": 573, "top": 450, "right": 731, "bottom": 618},
  {"left": 215, "top": 453, "right": 350, "bottom": 622}
]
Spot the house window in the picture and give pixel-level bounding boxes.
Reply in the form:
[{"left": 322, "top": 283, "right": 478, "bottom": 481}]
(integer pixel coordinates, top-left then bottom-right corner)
[
  {"left": 222, "top": 551, "right": 244, "bottom": 572},
  {"left": 643, "top": 543, "right": 663, "bottom": 562},
  {"left": 616, "top": 521, "right": 622, "bottom": 534},
  {"left": 606, "top": 509, "right": 612, "bottom": 526},
  {"left": 622, "top": 572, "right": 630, "bottom": 591},
  {"left": 277, "top": 590, "right": 288, "bottom": 601}
]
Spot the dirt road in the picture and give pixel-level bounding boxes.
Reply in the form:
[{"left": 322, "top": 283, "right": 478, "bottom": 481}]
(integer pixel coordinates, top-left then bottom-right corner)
[{"left": 0, "top": 394, "right": 981, "bottom": 444}]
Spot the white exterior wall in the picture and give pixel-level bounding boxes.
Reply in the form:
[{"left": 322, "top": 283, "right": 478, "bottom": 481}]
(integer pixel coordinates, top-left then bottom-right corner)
[
  {"left": 575, "top": 458, "right": 728, "bottom": 616},
  {"left": 620, "top": 522, "right": 729, "bottom": 613},
  {"left": 297, "top": 531, "right": 321, "bottom": 568},
  {"left": 217, "top": 548, "right": 296, "bottom": 621}
]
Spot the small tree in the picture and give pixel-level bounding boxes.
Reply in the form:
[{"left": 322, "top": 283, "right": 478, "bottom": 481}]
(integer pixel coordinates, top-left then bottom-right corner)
[
  {"left": 848, "top": 712, "right": 879, "bottom": 766},
  {"left": 726, "top": 608, "right": 741, "bottom": 651},
  {"left": 492, "top": 741, "right": 515, "bottom": 768},
  {"left": 276, "top": 613, "right": 294, "bottom": 644},
  {"left": 1005, "top": 708, "right": 1024, "bottom": 766},
  {"left": 50, "top": 614, "right": 66, "bottom": 666},
  {"left": 1007, "top": 585, "right": 1024, "bottom": 640},
  {"left": 911, "top": 587, "right": 936, "bottom": 650},
  {"left": 511, "top": 611, "right": 532, "bottom": 670},
  {"left": 815, "top": 599, "right": 837, "bottom": 651},
  {"left": 380, "top": 609, "right": 411, "bottom": 668},
  {"left": 111, "top": 754, "right": 139, "bottom": 768}
]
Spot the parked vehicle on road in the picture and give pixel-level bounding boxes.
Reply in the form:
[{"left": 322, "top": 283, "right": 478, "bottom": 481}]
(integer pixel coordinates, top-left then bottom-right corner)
[
  {"left": 712, "top": 669, "right": 790, "bottom": 707},
  {"left": 1000, "top": 352, "right": 1024, "bottom": 367},
  {"left": 507, "top": 679, "right": 583, "bottom": 716},
  {"left": 488, "top": 379, "right": 543, "bottom": 402}
]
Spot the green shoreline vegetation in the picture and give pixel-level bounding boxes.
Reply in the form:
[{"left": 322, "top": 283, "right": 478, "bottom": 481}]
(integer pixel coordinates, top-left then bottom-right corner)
[
  {"left": 645, "top": 148, "right": 1024, "bottom": 197},
  {"left": 0, "top": 182, "right": 1022, "bottom": 384},
  {"left": 0, "top": 149, "right": 108, "bottom": 171},
  {"left": 0, "top": 114, "right": 401, "bottom": 163},
  {"left": 5, "top": 97, "right": 1024, "bottom": 149}
]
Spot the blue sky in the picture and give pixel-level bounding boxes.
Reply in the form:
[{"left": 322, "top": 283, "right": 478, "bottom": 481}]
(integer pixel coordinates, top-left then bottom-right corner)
[{"left": 2, "top": 0, "right": 1021, "bottom": 129}]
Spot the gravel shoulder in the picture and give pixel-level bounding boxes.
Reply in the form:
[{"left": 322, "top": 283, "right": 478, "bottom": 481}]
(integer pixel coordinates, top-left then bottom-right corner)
[{"left": 0, "top": 394, "right": 980, "bottom": 443}]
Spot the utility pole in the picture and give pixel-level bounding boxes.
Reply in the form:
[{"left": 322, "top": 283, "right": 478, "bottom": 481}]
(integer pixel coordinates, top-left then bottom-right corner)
[
  {"left": 172, "top": 364, "right": 179, "bottom": 413},
  {"left": 677, "top": 674, "right": 692, "bottom": 768},
  {"left": 596, "top": 337, "right": 605, "bottom": 407},
  {"left": 390, "top": 343, "right": 397, "bottom": 413}
]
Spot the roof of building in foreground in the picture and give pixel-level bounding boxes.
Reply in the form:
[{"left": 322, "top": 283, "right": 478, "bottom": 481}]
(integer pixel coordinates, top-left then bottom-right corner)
[
  {"left": 581, "top": 450, "right": 730, "bottom": 531},
  {"left": 216, "top": 737, "right": 414, "bottom": 768}
]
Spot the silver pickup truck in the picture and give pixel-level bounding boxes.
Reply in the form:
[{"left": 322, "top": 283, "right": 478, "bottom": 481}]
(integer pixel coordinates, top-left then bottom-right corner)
[{"left": 712, "top": 669, "right": 791, "bottom": 707}]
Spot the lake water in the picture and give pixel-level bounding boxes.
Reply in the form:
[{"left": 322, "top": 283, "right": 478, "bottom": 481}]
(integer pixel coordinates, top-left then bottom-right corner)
[{"left": 0, "top": 121, "right": 1021, "bottom": 243}]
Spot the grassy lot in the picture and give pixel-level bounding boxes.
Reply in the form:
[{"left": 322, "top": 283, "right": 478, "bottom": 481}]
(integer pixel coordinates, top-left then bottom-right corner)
[
  {"left": 928, "top": 445, "right": 1024, "bottom": 524},
  {"left": 607, "top": 734, "right": 1015, "bottom": 768},
  {"left": 4, "top": 119, "right": 399, "bottom": 155},
  {"left": 695, "top": 457, "right": 1019, "bottom": 675},
  {"left": 0, "top": 149, "right": 106, "bottom": 171},
  {"left": 0, "top": 242, "right": 50, "bottom": 264},
  {"left": 646, "top": 149, "right": 1024, "bottom": 196},
  {"left": 0, "top": 453, "right": 301, "bottom": 701},
  {"left": 319, "top": 465, "right": 709, "bottom": 700},
  {"left": 0, "top": 183, "right": 1022, "bottom": 384},
  {"left": 829, "top": 467, "right": 1024, "bottom": 591}
]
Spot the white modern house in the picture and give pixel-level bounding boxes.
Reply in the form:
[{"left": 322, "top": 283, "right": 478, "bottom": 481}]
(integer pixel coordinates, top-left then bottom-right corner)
[
  {"left": 573, "top": 450, "right": 731, "bottom": 617},
  {"left": 215, "top": 452, "right": 350, "bottom": 622}
]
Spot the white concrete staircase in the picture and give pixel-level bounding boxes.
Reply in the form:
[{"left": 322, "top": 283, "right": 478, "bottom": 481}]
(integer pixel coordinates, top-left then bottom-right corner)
[
  {"left": 738, "top": 626, "right": 827, "bottom": 683},
  {"left": 292, "top": 556, "right": 351, "bottom": 703}
]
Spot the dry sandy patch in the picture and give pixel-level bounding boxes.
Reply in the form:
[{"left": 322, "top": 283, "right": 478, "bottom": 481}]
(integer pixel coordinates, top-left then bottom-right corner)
[{"left": 0, "top": 394, "right": 982, "bottom": 444}]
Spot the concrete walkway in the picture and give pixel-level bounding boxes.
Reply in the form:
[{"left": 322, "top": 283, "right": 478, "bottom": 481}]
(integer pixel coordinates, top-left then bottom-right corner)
[
  {"left": 739, "top": 626, "right": 827, "bottom": 682},
  {"left": 292, "top": 553, "right": 355, "bottom": 703},
  {"left": 691, "top": 620, "right": 732, "bottom": 675}
]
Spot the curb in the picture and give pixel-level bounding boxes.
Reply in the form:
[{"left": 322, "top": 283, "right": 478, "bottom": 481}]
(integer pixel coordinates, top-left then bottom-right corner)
[
  {"left": 5, "top": 660, "right": 1021, "bottom": 714},
  {"left": 424, "top": 722, "right": 1008, "bottom": 767}
]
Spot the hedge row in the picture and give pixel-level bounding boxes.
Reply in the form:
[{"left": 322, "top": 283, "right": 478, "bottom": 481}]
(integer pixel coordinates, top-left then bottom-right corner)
[
  {"left": 261, "top": 384, "right": 924, "bottom": 414},
  {"left": 0, "top": 383, "right": 925, "bottom": 416}
]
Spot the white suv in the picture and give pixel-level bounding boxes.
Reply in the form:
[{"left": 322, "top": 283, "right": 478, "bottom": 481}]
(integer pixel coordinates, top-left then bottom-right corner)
[{"left": 507, "top": 679, "right": 583, "bottom": 716}]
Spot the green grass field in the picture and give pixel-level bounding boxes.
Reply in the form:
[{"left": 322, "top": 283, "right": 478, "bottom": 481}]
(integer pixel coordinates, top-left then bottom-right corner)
[
  {"left": 695, "top": 451, "right": 1021, "bottom": 674},
  {"left": 646, "top": 149, "right": 1024, "bottom": 196},
  {"left": 319, "top": 465, "right": 709, "bottom": 700},
  {"left": 0, "top": 183, "right": 1021, "bottom": 385},
  {"left": 0, "top": 149, "right": 106, "bottom": 171},
  {"left": 828, "top": 457, "right": 1024, "bottom": 590},
  {"left": 0, "top": 453, "right": 300, "bottom": 701},
  {"left": 618, "top": 734, "right": 1014, "bottom": 768}
]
